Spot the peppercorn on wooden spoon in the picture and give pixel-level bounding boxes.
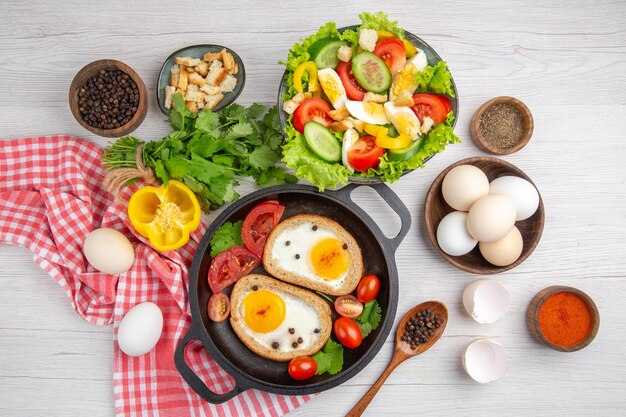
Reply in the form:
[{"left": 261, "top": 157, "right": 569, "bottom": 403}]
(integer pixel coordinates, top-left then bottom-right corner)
[{"left": 346, "top": 301, "right": 448, "bottom": 417}]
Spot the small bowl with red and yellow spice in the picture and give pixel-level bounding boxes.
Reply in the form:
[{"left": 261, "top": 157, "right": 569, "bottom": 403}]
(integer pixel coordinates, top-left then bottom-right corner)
[{"left": 527, "top": 285, "right": 600, "bottom": 352}]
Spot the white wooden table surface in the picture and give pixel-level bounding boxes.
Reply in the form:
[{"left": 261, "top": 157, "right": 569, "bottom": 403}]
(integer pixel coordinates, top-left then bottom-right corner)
[{"left": 1, "top": 0, "right": 625, "bottom": 416}]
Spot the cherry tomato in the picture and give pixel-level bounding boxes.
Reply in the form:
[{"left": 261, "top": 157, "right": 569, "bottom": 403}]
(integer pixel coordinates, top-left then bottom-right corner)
[
  {"left": 373, "top": 38, "right": 406, "bottom": 77},
  {"left": 347, "top": 135, "right": 385, "bottom": 173},
  {"left": 334, "top": 317, "right": 363, "bottom": 349},
  {"left": 292, "top": 98, "right": 333, "bottom": 133},
  {"left": 410, "top": 94, "right": 448, "bottom": 125},
  {"left": 288, "top": 356, "right": 318, "bottom": 380},
  {"left": 357, "top": 274, "right": 380, "bottom": 303},
  {"left": 336, "top": 61, "right": 367, "bottom": 100},
  {"left": 207, "top": 245, "right": 261, "bottom": 293},
  {"left": 207, "top": 292, "right": 230, "bottom": 322},
  {"left": 242, "top": 201, "right": 285, "bottom": 257},
  {"left": 334, "top": 295, "right": 364, "bottom": 318}
]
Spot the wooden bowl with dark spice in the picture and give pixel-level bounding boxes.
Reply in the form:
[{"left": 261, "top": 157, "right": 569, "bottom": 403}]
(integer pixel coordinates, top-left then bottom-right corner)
[
  {"left": 424, "top": 156, "right": 545, "bottom": 274},
  {"left": 527, "top": 285, "right": 600, "bottom": 352},
  {"left": 470, "top": 96, "right": 534, "bottom": 155},
  {"left": 69, "top": 59, "right": 148, "bottom": 138}
]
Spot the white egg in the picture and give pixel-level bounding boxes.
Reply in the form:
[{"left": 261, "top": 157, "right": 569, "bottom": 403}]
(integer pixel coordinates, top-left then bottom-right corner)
[
  {"left": 317, "top": 68, "right": 347, "bottom": 110},
  {"left": 479, "top": 225, "right": 523, "bottom": 267},
  {"left": 436, "top": 211, "right": 477, "bottom": 256},
  {"left": 489, "top": 176, "right": 540, "bottom": 221},
  {"left": 383, "top": 102, "right": 421, "bottom": 140},
  {"left": 270, "top": 221, "right": 350, "bottom": 291},
  {"left": 237, "top": 288, "right": 322, "bottom": 352},
  {"left": 467, "top": 195, "right": 517, "bottom": 243},
  {"left": 346, "top": 100, "right": 389, "bottom": 125},
  {"left": 83, "top": 227, "right": 134, "bottom": 274},
  {"left": 462, "top": 338, "right": 507, "bottom": 384},
  {"left": 342, "top": 128, "right": 359, "bottom": 172},
  {"left": 117, "top": 302, "right": 163, "bottom": 357},
  {"left": 441, "top": 165, "right": 490, "bottom": 211},
  {"left": 462, "top": 279, "right": 511, "bottom": 323}
]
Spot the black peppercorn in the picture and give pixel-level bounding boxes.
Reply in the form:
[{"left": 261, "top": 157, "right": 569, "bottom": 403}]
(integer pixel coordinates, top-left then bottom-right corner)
[{"left": 272, "top": 342, "right": 279, "bottom": 349}]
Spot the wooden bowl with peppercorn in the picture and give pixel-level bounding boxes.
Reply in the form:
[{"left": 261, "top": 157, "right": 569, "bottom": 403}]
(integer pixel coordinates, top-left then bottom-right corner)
[
  {"left": 69, "top": 59, "right": 148, "bottom": 138},
  {"left": 527, "top": 285, "right": 600, "bottom": 352},
  {"left": 470, "top": 96, "right": 534, "bottom": 155}
]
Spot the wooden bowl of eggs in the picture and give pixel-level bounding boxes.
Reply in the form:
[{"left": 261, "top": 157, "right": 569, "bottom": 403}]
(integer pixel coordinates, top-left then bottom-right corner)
[{"left": 424, "top": 156, "right": 544, "bottom": 274}]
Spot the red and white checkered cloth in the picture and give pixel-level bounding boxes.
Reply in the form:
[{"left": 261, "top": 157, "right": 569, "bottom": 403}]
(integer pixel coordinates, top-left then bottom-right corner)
[{"left": 0, "top": 136, "right": 313, "bottom": 417}]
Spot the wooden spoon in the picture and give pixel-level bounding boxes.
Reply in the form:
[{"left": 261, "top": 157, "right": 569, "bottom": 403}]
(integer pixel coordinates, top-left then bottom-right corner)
[{"left": 346, "top": 301, "right": 448, "bottom": 417}]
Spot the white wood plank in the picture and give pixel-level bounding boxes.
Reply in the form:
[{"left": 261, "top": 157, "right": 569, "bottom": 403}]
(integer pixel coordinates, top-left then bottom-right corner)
[{"left": 1, "top": 0, "right": 626, "bottom": 416}]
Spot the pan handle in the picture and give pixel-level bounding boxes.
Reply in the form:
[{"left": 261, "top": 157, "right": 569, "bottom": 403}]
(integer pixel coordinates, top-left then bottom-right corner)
[
  {"left": 174, "top": 323, "right": 247, "bottom": 404},
  {"left": 332, "top": 183, "right": 412, "bottom": 253}
]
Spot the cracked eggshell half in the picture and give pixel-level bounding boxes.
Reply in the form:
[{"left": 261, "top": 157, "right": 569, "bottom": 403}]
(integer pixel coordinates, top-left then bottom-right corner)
[
  {"left": 462, "top": 279, "right": 511, "bottom": 323},
  {"left": 462, "top": 338, "right": 507, "bottom": 384}
]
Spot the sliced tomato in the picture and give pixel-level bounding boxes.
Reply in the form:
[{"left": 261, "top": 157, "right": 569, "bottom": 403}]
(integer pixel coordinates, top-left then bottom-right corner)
[
  {"left": 373, "top": 38, "right": 406, "bottom": 77},
  {"left": 347, "top": 135, "right": 385, "bottom": 173},
  {"left": 292, "top": 98, "right": 332, "bottom": 133},
  {"left": 411, "top": 94, "right": 448, "bottom": 125},
  {"left": 433, "top": 95, "right": 451, "bottom": 115},
  {"left": 336, "top": 60, "right": 366, "bottom": 100},
  {"left": 334, "top": 295, "right": 364, "bottom": 318},
  {"left": 242, "top": 201, "right": 285, "bottom": 256},
  {"left": 207, "top": 292, "right": 230, "bottom": 322},
  {"left": 208, "top": 245, "right": 261, "bottom": 293}
]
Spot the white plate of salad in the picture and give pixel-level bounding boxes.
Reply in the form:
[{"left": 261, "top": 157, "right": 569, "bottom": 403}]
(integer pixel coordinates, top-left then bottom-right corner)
[{"left": 278, "top": 12, "right": 460, "bottom": 190}]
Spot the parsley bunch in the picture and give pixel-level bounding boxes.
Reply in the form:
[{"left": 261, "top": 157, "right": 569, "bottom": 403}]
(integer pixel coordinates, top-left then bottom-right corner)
[{"left": 102, "top": 93, "right": 295, "bottom": 210}]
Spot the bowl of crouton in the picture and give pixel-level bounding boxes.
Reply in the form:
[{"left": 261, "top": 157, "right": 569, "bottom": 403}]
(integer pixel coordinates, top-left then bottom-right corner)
[{"left": 157, "top": 44, "right": 245, "bottom": 115}]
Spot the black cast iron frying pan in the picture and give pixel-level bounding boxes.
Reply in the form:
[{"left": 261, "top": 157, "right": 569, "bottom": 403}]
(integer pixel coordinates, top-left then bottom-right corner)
[{"left": 174, "top": 183, "right": 410, "bottom": 403}]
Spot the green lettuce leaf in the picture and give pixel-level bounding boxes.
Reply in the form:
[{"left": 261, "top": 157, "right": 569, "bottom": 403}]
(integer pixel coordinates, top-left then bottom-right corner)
[
  {"left": 416, "top": 61, "right": 456, "bottom": 97},
  {"left": 358, "top": 11, "right": 404, "bottom": 38},
  {"left": 281, "top": 124, "right": 351, "bottom": 191}
]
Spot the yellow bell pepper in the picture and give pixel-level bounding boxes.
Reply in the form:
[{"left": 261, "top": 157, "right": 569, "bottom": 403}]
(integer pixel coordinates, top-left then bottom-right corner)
[
  {"left": 293, "top": 61, "right": 319, "bottom": 93},
  {"left": 365, "top": 124, "right": 412, "bottom": 150},
  {"left": 376, "top": 30, "right": 417, "bottom": 58},
  {"left": 128, "top": 180, "right": 201, "bottom": 252}
]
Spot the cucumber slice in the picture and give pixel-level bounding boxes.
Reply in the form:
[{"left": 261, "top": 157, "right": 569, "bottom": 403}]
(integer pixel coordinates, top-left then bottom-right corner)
[
  {"left": 351, "top": 52, "right": 392, "bottom": 94},
  {"left": 304, "top": 121, "right": 342, "bottom": 162},
  {"left": 387, "top": 138, "right": 423, "bottom": 161},
  {"left": 308, "top": 38, "right": 349, "bottom": 69}
]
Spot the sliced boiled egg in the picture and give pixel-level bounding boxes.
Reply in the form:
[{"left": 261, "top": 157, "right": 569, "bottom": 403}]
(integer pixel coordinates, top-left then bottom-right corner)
[
  {"left": 342, "top": 128, "right": 359, "bottom": 172},
  {"left": 345, "top": 100, "right": 389, "bottom": 125},
  {"left": 462, "top": 279, "right": 511, "bottom": 324},
  {"left": 389, "top": 50, "right": 428, "bottom": 100},
  {"left": 384, "top": 102, "right": 421, "bottom": 140},
  {"left": 462, "top": 338, "right": 508, "bottom": 384},
  {"left": 318, "top": 68, "right": 347, "bottom": 110}
]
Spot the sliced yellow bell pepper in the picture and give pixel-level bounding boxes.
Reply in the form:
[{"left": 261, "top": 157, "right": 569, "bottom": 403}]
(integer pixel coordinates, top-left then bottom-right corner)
[
  {"left": 128, "top": 180, "right": 201, "bottom": 252},
  {"left": 365, "top": 124, "right": 412, "bottom": 150},
  {"left": 376, "top": 30, "right": 417, "bottom": 58},
  {"left": 293, "top": 61, "right": 319, "bottom": 93}
]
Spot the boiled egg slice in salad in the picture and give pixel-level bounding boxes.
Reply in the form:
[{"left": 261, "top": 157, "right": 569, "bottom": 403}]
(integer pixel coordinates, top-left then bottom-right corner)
[
  {"left": 318, "top": 68, "right": 347, "bottom": 109},
  {"left": 346, "top": 100, "right": 389, "bottom": 125},
  {"left": 390, "top": 49, "right": 428, "bottom": 100},
  {"left": 384, "top": 102, "right": 421, "bottom": 140},
  {"left": 342, "top": 128, "right": 359, "bottom": 172}
]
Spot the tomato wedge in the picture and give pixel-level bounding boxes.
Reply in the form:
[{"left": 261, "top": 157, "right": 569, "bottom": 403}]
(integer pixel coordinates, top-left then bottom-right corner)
[
  {"left": 207, "top": 292, "right": 230, "bottom": 322},
  {"left": 411, "top": 94, "right": 448, "bottom": 125},
  {"left": 242, "top": 201, "right": 285, "bottom": 257},
  {"left": 336, "top": 60, "right": 366, "bottom": 101},
  {"left": 292, "top": 98, "right": 332, "bottom": 134},
  {"left": 347, "top": 135, "right": 385, "bottom": 173},
  {"left": 433, "top": 95, "right": 451, "bottom": 115},
  {"left": 373, "top": 38, "right": 406, "bottom": 77},
  {"left": 208, "top": 245, "right": 261, "bottom": 293}
]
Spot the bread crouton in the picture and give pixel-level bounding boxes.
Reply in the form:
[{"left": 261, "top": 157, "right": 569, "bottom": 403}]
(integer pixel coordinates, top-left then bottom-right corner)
[
  {"left": 221, "top": 49, "right": 236, "bottom": 71},
  {"left": 203, "top": 51, "right": 222, "bottom": 62},
  {"left": 329, "top": 107, "right": 350, "bottom": 121},
  {"left": 209, "top": 59, "right": 223, "bottom": 71},
  {"left": 188, "top": 71, "right": 207, "bottom": 86},
  {"left": 420, "top": 116, "right": 434, "bottom": 134},
  {"left": 219, "top": 74, "right": 237, "bottom": 93},
  {"left": 200, "top": 84, "right": 221, "bottom": 95},
  {"left": 349, "top": 117, "right": 365, "bottom": 133},
  {"left": 227, "top": 62, "right": 239, "bottom": 75},
  {"left": 164, "top": 86, "right": 176, "bottom": 110},
  {"left": 394, "top": 90, "right": 414, "bottom": 107},
  {"left": 195, "top": 60, "right": 209, "bottom": 77},
  {"left": 358, "top": 28, "right": 378, "bottom": 52},
  {"left": 170, "top": 72, "right": 179, "bottom": 88},
  {"left": 185, "top": 100, "right": 198, "bottom": 112},
  {"left": 329, "top": 119, "right": 353, "bottom": 132},
  {"left": 175, "top": 56, "right": 201, "bottom": 67},
  {"left": 177, "top": 67, "right": 189, "bottom": 91},
  {"left": 206, "top": 67, "right": 228, "bottom": 86},
  {"left": 281, "top": 92, "right": 311, "bottom": 115},
  {"left": 363, "top": 92, "right": 388, "bottom": 103},
  {"left": 337, "top": 45, "right": 353, "bottom": 62},
  {"left": 185, "top": 88, "right": 205, "bottom": 103},
  {"left": 204, "top": 93, "right": 224, "bottom": 110}
]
